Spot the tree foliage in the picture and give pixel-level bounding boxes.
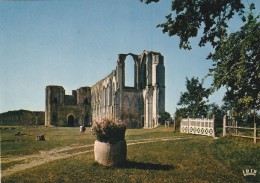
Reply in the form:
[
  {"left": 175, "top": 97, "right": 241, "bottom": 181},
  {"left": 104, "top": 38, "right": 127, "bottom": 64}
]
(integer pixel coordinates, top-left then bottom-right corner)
[
  {"left": 176, "top": 77, "right": 210, "bottom": 118},
  {"left": 141, "top": 0, "right": 259, "bottom": 117},
  {"left": 208, "top": 103, "right": 227, "bottom": 127},
  {"left": 159, "top": 111, "right": 171, "bottom": 124},
  {"left": 141, "top": 0, "right": 245, "bottom": 50},
  {"left": 210, "top": 11, "right": 260, "bottom": 116}
]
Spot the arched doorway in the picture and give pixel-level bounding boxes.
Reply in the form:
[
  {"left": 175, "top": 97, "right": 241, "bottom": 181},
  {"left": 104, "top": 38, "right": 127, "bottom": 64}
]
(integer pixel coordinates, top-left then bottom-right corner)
[
  {"left": 84, "top": 114, "right": 89, "bottom": 126},
  {"left": 68, "top": 115, "right": 74, "bottom": 127},
  {"left": 84, "top": 98, "right": 89, "bottom": 105}
]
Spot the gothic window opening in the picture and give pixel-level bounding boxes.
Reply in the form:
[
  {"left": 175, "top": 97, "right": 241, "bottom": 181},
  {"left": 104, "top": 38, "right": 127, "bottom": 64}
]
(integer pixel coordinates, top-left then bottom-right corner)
[
  {"left": 54, "top": 97, "right": 58, "bottom": 103},
  {"left": 52, "top": 114, "right": 57, "bottom": 122},
  {"left": 85, "top": 114, "right": 89, "bottom": 126},
  {"left": 125, "top": 56, "right": 135, "bottom": 87}
]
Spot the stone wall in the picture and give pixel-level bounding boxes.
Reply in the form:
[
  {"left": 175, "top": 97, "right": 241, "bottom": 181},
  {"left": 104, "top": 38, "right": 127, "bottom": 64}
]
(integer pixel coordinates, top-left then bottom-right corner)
[
  {"left": 45, "top": 86, "right": 91, "bottom": 127},
  {"left": 45, "top": 51, "right": 165, "bottom": 128}
]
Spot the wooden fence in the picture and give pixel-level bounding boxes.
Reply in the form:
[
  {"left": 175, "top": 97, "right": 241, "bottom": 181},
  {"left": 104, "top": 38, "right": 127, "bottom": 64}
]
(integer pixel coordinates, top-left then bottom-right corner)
[
  {"left": 180, "top": 117, "right": 215, "bottom": 137},
  {"left": 223, "top": 115, "right": 259, "bottom": 144}
]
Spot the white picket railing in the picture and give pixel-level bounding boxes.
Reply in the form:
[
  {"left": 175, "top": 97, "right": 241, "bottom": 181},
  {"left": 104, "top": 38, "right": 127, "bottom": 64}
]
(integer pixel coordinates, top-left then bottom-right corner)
[{"left": 180, "top": 117, "right": 215, "bottom": 137}]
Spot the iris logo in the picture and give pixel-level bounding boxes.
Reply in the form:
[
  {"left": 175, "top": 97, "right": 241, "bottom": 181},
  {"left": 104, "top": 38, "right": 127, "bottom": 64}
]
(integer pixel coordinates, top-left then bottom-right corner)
[{"left": 243, "top": 169, "right": 257, "bottom": 176}]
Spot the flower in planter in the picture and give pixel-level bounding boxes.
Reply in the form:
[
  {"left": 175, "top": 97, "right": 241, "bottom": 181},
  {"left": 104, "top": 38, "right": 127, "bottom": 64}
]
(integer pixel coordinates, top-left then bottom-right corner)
[{"left": 91, "top": 119, "right": 127, "bottom": 144}]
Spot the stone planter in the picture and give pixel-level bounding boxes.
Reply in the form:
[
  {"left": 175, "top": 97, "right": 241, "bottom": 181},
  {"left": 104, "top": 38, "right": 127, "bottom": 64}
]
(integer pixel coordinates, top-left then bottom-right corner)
[{"left": 94, "top": 140, "right": 127, "bottom": 166}]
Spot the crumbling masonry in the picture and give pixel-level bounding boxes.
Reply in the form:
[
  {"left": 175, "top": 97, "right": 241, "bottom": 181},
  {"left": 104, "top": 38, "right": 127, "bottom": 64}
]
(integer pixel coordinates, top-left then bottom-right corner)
[{"left": 45, "top": 51, "right": 165, "bottom": 128}]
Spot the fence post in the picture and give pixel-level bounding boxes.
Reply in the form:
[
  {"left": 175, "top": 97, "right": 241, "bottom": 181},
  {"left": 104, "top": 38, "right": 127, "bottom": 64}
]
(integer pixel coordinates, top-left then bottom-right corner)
[
  {"left": 223, "top": 115, "right": 226, "bottom": 137},
  {"left": 213, "top": 115, "right": 215, "bottom": 137},
  {"left": 254, "top": 123, "right": 257, "bottom": 144},
  {"left": 173, "top": 118, "right": 176, "bottom": 131},
  {"left": 180, "top": 118, "right": 182, "bottom": 133},
  {"left": 199, "top": 118, "right": 201, "bottom": 135},
  {"left": 188, "top": 117, "right": 190, "bottom": 134},
  {"left": 235, "top": 121, "right": 238, "bottom": 135},
  {"left": 232, "top": 118, "right": 236, "bottom": 134}
]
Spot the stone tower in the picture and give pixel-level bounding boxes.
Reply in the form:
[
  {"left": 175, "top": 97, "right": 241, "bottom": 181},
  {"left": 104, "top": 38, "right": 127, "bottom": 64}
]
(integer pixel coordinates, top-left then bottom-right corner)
[
  {"left": 45, "top": 86, "right": 65, "bottom": 127},
  {"left": 45, "top": 86, "right": 91, "bottom": 127}
]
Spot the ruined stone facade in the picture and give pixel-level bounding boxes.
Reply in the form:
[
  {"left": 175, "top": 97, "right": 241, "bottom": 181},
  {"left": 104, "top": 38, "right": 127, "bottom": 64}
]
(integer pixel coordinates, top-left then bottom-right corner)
[
  {"left": 45, "top": 51, "right": 165, "bottom": 128},
  {"left": 45, "top": 86, "right": 91, "bottom": 127}
]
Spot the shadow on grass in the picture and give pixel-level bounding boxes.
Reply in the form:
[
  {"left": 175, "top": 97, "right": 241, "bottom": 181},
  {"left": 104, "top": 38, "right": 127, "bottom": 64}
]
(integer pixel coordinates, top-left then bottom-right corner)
[
  {"left": 117, "top": 161, "right": 175, "bottom": 171},
  {"left": 93, "top": 161, "right": 174, "bottom": 171}
]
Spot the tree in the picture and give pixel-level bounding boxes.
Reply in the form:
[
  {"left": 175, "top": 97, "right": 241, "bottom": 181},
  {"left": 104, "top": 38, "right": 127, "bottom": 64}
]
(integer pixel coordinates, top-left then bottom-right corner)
[
  {"left": 210, "top": 11, "right": 260, "bottom": 116},
  {"left": 141, "top": 0, "right": 259, "bottom": 117},
  {"left": 177, "top": 77, "right": 210, "bottom": 118},
  {"left": 141, "top": 0, "right": 245, "bottom": 50},
  {"left": 174, "top": 108, "right": 188, "bottom": 130},
  {"left": 175, "top": 108, "right": 189, "bottom": 119},
  {"left": 159, "top": 111, "right": 171, "bottom": 124},
  {"left": 208, "top": 103, "right": 227, "bottom": 127}
]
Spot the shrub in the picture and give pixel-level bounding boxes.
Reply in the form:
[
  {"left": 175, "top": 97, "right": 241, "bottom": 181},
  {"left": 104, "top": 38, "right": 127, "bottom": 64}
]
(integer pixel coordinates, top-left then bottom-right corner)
[{"left": 91, "top": 119, "right": 127, "bottom": 144}]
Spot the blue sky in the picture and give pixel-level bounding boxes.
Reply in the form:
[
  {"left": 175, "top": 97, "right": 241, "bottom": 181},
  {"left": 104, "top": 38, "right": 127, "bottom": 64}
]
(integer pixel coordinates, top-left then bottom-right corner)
[{"left": 0, "top": 0, "right": 258, "bottom": 115}]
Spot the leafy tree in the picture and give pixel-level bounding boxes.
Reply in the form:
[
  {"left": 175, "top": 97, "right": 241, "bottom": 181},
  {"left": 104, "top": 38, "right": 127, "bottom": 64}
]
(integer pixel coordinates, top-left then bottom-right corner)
[
  {"left": 210, "top": 11, "right": 260, "bottom": 116},
  {"left": 159, "top": 111, "right": 171, "bottom": 124},
  {"left": 141, "top": 0, "right": 245, "bottom": 50},
  {"left": 177, "top": 77, "right": 210, "bottom": 118},
  {"left": 173, "top": 108, "right": 187, "bottom": 130},
  {"left": 141, "top": 0, "right": 259, "bottom": 117},
  {"left": 175, "top": 108, "right": 189, "bottom": 118},
  {"left": 208, "top": 103, "right": 227, "bottom": 127}
]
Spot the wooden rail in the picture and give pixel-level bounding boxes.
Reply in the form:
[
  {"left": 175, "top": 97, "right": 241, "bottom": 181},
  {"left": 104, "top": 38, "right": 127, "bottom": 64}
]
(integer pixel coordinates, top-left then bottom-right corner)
[
  {"left": 231, "top": 134, "right": 260, "bottom": 140},
  {"left": 223, "top": 115, "right": 258, "bottom": 144},
  {"left": 226, "top": 126, "right": 260, "bottom": 130}
]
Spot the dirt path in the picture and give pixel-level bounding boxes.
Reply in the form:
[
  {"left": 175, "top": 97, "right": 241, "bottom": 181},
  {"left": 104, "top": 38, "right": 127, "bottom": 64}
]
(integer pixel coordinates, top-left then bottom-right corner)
[{"left": 1, "top": 136, "right": 187, "bottom": 177}]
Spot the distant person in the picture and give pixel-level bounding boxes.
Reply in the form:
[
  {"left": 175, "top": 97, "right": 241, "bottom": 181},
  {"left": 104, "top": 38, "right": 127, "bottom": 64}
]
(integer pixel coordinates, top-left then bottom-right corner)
[
  {"left": 80, "top": 125, "right": 83, "bottom": 133},
  {"left": 82, "top": 125, "right": 86, "bottom": 133}
]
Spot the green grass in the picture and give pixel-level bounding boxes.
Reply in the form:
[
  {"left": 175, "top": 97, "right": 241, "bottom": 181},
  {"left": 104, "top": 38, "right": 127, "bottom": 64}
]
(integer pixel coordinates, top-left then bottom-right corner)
[
  {"left": 0, "top": 126, "right": 96, "bottom": 156},
  {"left": 1, "top": 159, "right": 26, "bottom": 171},
  {"left": 1, "top": 126, "right": 259, "bottom": 182},
  {"left": 1, "top": 126, "right": 178, "bottom": 157}
]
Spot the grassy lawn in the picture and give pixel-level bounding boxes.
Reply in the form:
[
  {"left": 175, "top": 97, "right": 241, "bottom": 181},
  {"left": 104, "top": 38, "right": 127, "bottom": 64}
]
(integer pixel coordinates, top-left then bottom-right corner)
[
  {"left": 0, "top": 126, "right": 96, "bottom": 156},
  {"left": 1, "top": 126, "right": 259, "bottom": 182}
]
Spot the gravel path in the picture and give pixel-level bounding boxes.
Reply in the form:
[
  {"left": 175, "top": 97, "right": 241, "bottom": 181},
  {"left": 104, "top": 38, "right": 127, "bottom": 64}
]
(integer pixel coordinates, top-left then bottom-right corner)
[{"left": 1, "top": 136, "right": 187, "bottom": 177}]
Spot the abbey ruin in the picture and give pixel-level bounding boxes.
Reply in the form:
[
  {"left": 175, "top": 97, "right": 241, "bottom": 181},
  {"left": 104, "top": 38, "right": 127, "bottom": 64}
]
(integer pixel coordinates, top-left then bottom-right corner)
[{"left": 45, "top": 51, "right": 165, "bottom": 128}]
